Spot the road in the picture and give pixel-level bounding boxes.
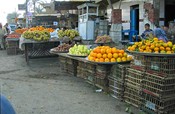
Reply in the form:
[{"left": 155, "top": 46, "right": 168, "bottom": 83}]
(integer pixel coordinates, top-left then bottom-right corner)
[{"left": 0, "top": 51, "right": 142, "bottom": 114}]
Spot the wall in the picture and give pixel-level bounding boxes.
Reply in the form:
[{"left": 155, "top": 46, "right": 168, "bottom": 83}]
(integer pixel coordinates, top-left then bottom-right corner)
[{"left": 107, "top": 0, "right": 165, "bottom": 35}]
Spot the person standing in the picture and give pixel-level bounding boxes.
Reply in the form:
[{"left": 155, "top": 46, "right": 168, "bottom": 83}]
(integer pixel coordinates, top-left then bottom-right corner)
[
  {"left": 0, "top": 23, "right": 7, "bottom": 50},
  {"left": 4, "top": 23, "right": 10, "bottom": 34}
]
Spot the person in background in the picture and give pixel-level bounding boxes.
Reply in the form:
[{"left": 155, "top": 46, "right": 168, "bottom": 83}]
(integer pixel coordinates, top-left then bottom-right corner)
[
  {"left": 0, "top": 23, "right": 7, "bottom": 50},
  {"left": 154, "top": 28, "right": 168, "bottom": 42},
  {"left": 4, "top": 23, "right": 10, "bottom": 34},
  {"left": 141, "top": 23, "right": 153, "bottom": 39},
  {"left": 0, "top": 94, "right": 16, "bottom": 114}
]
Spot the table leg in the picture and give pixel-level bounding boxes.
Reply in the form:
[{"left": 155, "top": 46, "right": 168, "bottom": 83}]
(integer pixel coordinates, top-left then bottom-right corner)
[{"left": 25, "top": 44, "right": 29, "bottom": 64}]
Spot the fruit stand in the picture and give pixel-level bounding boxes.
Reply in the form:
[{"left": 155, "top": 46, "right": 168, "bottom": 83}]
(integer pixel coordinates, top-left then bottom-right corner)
[
  {"left": 49, "top": 36, "right": 175, "bottom": 114},
  {"left": 20, "top": 26, "right": 60, "bottom": 64},
  {"left": 126, "top": 38, "right": 175, "bottom": 114}
]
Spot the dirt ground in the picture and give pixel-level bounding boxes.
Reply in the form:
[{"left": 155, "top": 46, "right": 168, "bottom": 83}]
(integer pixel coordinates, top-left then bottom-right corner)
[{"left": 0, "top": 51, "right": 143, "bottom": 114}]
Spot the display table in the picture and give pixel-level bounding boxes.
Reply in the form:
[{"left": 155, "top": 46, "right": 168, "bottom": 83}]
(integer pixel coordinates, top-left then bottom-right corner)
[{"left": 20, "top": 38, "right": 60, "bottom": 64}]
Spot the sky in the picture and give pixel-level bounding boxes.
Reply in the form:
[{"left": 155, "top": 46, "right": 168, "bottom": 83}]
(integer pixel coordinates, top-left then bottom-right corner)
[{"left": 0, "top": 0, "right": 51, "bottom": 25}]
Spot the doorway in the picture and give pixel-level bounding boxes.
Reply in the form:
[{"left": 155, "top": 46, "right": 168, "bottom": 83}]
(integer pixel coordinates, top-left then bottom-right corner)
[
  {"left": 130, "top": 5, "right": 139, "bottom": 34},
  {"left": 165, "top": 0, "right": 175, "bottom": 26}
]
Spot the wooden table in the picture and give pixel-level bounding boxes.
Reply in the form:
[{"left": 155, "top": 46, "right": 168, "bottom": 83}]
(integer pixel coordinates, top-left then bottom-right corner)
[{"left": 23, "top": 40, "right": 60, "bottom": 64}]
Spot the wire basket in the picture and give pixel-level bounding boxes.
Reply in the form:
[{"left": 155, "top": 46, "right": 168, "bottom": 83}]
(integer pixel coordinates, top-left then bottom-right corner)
[
  {"left": 141, "top": 93, "right": 175, "bottom": 114},
  {"left": 145, "top": 56, "right": 175, "bottom": 77},
  {"left": 143, "top": 72, "right": 175, "bottom": 99}
]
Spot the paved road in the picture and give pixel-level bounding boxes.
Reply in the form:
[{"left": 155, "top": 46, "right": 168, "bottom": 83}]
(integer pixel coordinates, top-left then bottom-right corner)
[{"left": 0, "top": 51, "right": 142, "bottom": 114}]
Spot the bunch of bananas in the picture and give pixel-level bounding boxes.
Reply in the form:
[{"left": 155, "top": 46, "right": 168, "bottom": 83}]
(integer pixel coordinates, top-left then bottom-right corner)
[
  {"left": 58, "top": 29, "right": 79, "bottom": 40},
  {"left": 22, "top": 30, "right": 50, "bottom": 41}
]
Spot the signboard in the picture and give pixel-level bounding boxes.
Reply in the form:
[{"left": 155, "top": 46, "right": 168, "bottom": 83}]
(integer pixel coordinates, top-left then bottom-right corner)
[
  {"left": 27, "top": 0, "right": 34, "bottom": 13},
  {"left": 18, "top": 4, "right": 26, "bottom": 10}
]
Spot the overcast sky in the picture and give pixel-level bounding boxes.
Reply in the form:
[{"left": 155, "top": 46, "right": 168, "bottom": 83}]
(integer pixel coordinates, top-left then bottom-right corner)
[{"left": 0, "top": 0, "right": 51, "bottom": 25}]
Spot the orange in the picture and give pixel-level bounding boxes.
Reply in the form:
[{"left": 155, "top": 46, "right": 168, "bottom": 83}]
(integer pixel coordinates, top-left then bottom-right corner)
[
  {"left": 93, "top": 53, "right": 97, "bottom": 58},
  {"left": 119, "top": 50, "right": 125, "bottom": 53},
  {"left": 106, "top": 48, "right": 112, "bottom": 53},
  {"left": 102, "top": 54, "right": 107, "bottom": 59},
  {"left": 99, "top": 58, "right": 104, "bottom": 62},
  {"left": 160, "top": 46, "right": 165, "bottom": 51},
  {"left": 96, "top": 48, "right": 101, "bottom": 53},
  {"left": 88, "top": 55, "right": 91, "bottom": 60},
  {"left": 117, "top": 58, "right": 122, "bottom": 62},
  {"left": 127, "top": 56, "right": 132, "bottom": 61},
  {"left": 155, "top": 43, "right": 160, "bottom": 47},
  {"left": 118, "top": 53, "right": 123, "bottom": 57},
  {"left": 154, "top": 51, "right": 159, "bottom": 53},
  {"left": 163, "top": 43, "right": 168, "bottom": 48},
  {"left": 107, "top": 53, "right": 113, "bottom": 59},
  {"left": 105, "top": 58, "right": 110, "bottom": 62},
  {"left": 141, "top": 45, "right": 146, "bottom": 50},
  {"left": 90, "top": 52, "right": 94, "bottom": 57},
  {"left": 160, "top": 50, "right": 166, "bottom": 54},
  {"left": 111, "top": 48, "right": 117, "bottom": 53},
  {"left": 166, "top": 47, "right": 171, "bottom": 51},
  {"left": 150, "top": 45, "right": 155, "bottom": 50},
  {"left": 123, "top": 53, "right": 128, "bottom": 57},
  {"left": 95, "top": 58, "right": 99, "bottom": 62},
  {"left": 122, "top": 57, "right": 127, "bottom": 62},
  {"left": 128, "top": 46, "right": 132, "bottom": 51},
  {"left": 134, "top": 42, "right": 139, "bottom": 45},
  {"left": 113, "top": 53, "right": 118, "bottom": 58},
  {"left": 130, "top": 47, "right": 135, "bottom": 51},
  {"left": 167, "top": 51, "right": 172, "bottom": 54},
  {"left": 139, "top": 48, "right": 144, "bottom": 52},
  {"left": 153, "top": 38, "right": 159, "bottom": 41},
  {"left": 111, "top": 58, "right": 116, "bottom": 62},
  {"left": 97, "top": 53, "right": 102, "bottom": 59},
  {"left": 146, "top": 46, "right": 150, "bottom": 51},
  {"left": 154, "top": 47, "right": 159, "bottom": 52},
  {"left": 100, "top": 49, "right": 106, "bottom": 54},
  {"left": 167, "top": 42, "right": 173, "bottom": 48}
]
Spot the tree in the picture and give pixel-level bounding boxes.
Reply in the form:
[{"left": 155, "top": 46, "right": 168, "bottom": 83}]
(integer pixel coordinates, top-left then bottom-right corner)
[{"left": 6, "top": 12, "right": 20, "bottom": 24}]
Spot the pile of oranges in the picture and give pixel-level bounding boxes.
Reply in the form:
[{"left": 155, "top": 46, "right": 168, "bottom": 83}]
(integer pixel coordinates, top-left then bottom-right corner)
[
  {"left": 128, "top": 38, "right": 175, "bottom": 54},
  {"left": 88, "top": 46, "right": 132, "bottom": 63}
]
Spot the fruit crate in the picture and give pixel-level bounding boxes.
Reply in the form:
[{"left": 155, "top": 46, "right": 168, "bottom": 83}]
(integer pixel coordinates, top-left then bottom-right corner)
[
  {"left": 144, "top": 56, "right": 175, "bottom": 77},
  {"left": 143, "top": 72, "right": 175, "bottom": 99},
  {"left": 141, "top": 93, "right": 175, "bottom": 114},
  {"left": 7, "top": 47, "right": 18, "bottom": 55},
  {"left": 96, "top": 65, "right": 111, "bottom": 79},
  {"left": 95, "top": 77, "right": 108, "bottom": 91},
  {"left": 125, "top": 68, "right": 144, "bottom": 87},
  {"left": 59, "top": 56, "right": 67, "bottom": 64},
  {"left": 108, "top": 76, "right": 124, "bottom": 100},
  {"left": 86, "top": 69, "right": 96, "bottom": 85},
  {"left": 77, "top": 66, "right": 87, "bottom": 79},
  {"left": 130, "top": 54, "right": 146, "bottom": 71},
  {"left": 124, "top": 83, "right": 142, "bottom": 108},
  {"left": 6, "top": 39, "right": 19, "bottom": 48},
  {"left": 110, "top": 64, "right": 130, "bottom": 81}
]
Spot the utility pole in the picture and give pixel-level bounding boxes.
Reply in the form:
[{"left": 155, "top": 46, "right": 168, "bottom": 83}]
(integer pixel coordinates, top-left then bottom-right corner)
[{"left": 26, "top": 0, "right": 29, "bottom": 28}]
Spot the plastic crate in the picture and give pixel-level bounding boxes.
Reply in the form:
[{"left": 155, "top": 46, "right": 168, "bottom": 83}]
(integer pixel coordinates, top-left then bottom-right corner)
[
  {"left": 143, "top": 73, "right": 175, "bottom": 99},
  {"left": 124, "top": 84, "right": 142, "bottom": 108},
  {"left": 125, "top": 68, "right": 144, "bottom": 87},
  {"left": 145, "top": 56, "right": 175, "bottom": 77},
  {"left": 141, "top": 93, "right": 175, "bottom": 114}
]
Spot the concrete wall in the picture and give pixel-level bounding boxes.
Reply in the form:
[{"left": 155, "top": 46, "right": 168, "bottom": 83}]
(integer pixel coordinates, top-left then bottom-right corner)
[{"left": 107, "top": 0, "right": 165, "bottom": 35}]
